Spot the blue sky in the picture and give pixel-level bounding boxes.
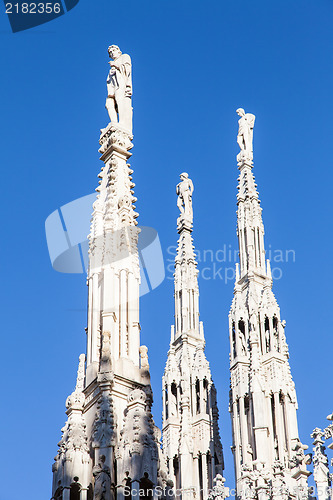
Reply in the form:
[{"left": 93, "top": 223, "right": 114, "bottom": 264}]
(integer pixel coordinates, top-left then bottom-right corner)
[{"left": 0, "top": 1, "right": 332, "bottom": 499}]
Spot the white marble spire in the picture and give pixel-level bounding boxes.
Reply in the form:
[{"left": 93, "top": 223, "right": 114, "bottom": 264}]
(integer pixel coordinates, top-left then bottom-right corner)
[
  {"left": 230, "top": 110, "right": 310, "bottom": 498},
  {"left": 236, "top": 114, "right": 266, "bottom": 278},
  {"left": 52, "top": 46, "right": 168, "bottom": 500},
  {"left": 162, "top": 174, "right": 224, "bottom": 500},
  {"left": 174, "top": 172, "right": 200, "bottom": 340}
]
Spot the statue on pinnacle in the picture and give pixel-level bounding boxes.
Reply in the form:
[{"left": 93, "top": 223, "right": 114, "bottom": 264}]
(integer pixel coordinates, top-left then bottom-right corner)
[
  {"left": 106, "top": 45, "right": 133, "bottom": 134},
  {"left": 236, "top": 108, "right": 255, "bottom": 155},
  {"left": 176, "top": 172, "right": 194, "bottom": 223}
]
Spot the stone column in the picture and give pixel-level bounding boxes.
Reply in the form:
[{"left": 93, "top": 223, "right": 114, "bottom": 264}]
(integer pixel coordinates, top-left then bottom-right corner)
[
  {"left": 252, "top": 392, "right": 269, "bottom": 466},
  {"left": 92, "top": 271, "right": 100, "bottom": 363},
  {"left": 120, "top": 268, "right": 127, "bottom": 357},
  {"left": 239, "top": 397, "right": 251, "bottom": 465},
  {"left": 112, "top": 270, "right": 120, "bottom": 359},
  {"left": 128, "top": 272, "right": 139, "bottom": 366},
  {"left": 274, "top": 392, "right": 285, "bottom": 462},
  {"left": 193, "top": 456, "right": 201, "bottom": 498},
  {"left": 232, "top": 400, "right": 242, "bottom": 480},
  {"left": 202, "top": 452, "right": 208, "bottom": 499}
]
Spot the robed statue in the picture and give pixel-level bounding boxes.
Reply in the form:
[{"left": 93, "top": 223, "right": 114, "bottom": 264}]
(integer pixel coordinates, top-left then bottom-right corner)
[
  {"left": 176, "top": 173, "right": 194, "bottom": 222},
  {"left": 93, "top": 455, "right": 112, "bottom": 500},
  {"left": 106, "top": 45, "right": 133, "bottom": 134},
  {"left": 236, "top": 108, "right": 255, "bottom": 153}
]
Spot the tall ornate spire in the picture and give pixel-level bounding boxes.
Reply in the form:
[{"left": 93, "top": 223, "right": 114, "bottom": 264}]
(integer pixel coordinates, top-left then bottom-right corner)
[
  {"left": 162, "top": 174, "right": 224, "bottom": 499},
  {"left": 235, "top": 108, "right": 266, "bottom": 278},
  {"left": 174, "top": 172, "right": 200, "bottom": 340},
  {"left": 229, "top": 109, "right": 310, "bottom": 498},
  {"left": 52, "top": 45, "right": 168, "bottom": 500}
]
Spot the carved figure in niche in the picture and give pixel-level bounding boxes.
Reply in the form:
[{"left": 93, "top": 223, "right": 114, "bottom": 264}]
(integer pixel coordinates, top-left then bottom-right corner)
[
  {"left": 203, "top": 380, "right": 209, "bottom": 413},
  {"left": 238, "top": 320, "right": 247, "bottom": 355},
  {"left": 265, "top": 328, "right": 270, "bottom": 353},
  {"left": 272, "top": 318, "right": 280, "bottom": 352},
  {"left": 93, "top": 455, "right": 112, "bottom": 500},
  {"left": 236, "top": 108, "right": 255, "bottom": 153},
  {"left": 196, "top": 379, "right": 201, "bottom": 414},
  {"left": 106, "top": 45, "right": 133, "bottom": 133},
  {"left": 238, "top": 330, "right": 246, "bottom": 355},
  {"left": 170, "top": 384, "right": 178, "bottom": 417},
  {"left": 176, "top": 173, "right": 194, "bottom": 221}
]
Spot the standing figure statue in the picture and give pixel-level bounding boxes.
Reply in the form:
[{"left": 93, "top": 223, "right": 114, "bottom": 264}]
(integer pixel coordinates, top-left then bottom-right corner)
[
  {"left": 93, "top": 455, "right": 112, "bottom": 500},
  {"left": 176, "top": 173, "right": 194, "bottom": 221},
  {"left": 236, "top": 108, "right": 255, "bottom": 153},
  {"left": 106, "top": 45, "right": 133, "bottom": 134},
  {"left": 208, "top": 475, "right": 230, "bottom": 500}
]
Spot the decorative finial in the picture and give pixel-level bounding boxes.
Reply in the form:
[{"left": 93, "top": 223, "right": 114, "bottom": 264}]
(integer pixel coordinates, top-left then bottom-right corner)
[
  {"left": 199, "top": 321, "right": 204, "bottom": 338},
  {"left": 235, "top": 263, "right": 240, "bottom": 282},
  {"left": 75, "top": 353, "right": 86, "bottom": 392},
  {"left": 106, "top": 44, "right": 133, "bottom": 134},
  {"left": 236, "top": 108, "right": 255, "bottom": 159},
  {"left": 170, "top": 325, "right": 175, "bottom": 344},
  {"left": 266, "top": 259, "right": 272, "bottom": 279},
  {"left": 176, "top": 172, "right": 194, "bottom": 227},
  {"left": 98, "top": 331, "right": 113, "bottom": 383},
  {"left": 65, "top": 354, "right": 86, "bottom": 409},
  {"left": 139, "top": 345, "right": 149, "bottom": 370}
]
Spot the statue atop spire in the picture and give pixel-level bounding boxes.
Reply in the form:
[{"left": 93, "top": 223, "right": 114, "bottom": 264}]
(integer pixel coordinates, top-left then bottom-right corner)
[
  {"left": 236, "top": 108, "right": 255, "bottom": 158},
  {"left": 230, "top": 109, "right": 309, "bottom": 497},
  {"left": 176, "top": 172, "right": 194, "bottom": 228},
  {"left": 106, "top": 44, "right": 133, "bottom": 134}
]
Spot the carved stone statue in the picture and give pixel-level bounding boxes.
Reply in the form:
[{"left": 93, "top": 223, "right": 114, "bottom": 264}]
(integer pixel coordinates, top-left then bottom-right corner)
[
  {"left": 265, "top": 327, "right": 271, "bottom": 353},
  {"left": 208, "top": 475, "right": 230, "bottom": 500},
  {"left": 289, "top": 439, "right": 312, "bottom": 470},
  {"left": 139, "top": 345, "right": 149, "bottom": 369},
  {"left": 93, "top": 455, "right": 112, "bottom": 500},
  {"left": 236, "top": 108, "right": 255, "bottom": 153},
  {"left": 176, "top": 173, "right": 194, "bottom": 221},
  {"left": 106, "top": 45, "right": 133, "bottom": 134},
  {"left": 238, "top": 330, "right": 246, "bottom": 355}
]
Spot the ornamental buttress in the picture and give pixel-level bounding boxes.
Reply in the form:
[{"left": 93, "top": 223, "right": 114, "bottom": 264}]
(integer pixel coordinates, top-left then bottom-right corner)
[
  {"left": 162, "top": 173, "right": 225, "bottom": 500},
  {"left": 51, "top": 46, "right": 170, "bottom": 500},
  {"left": 229, "top": 110, "right": 311, "bottom": 500}
]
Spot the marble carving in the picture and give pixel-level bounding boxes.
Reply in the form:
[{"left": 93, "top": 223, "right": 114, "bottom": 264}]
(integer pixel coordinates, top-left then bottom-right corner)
[
  {"left": 106, "top": 45, "right": 133, "bottom": 134},
  {"left": 50, "top": 47, "right": 325, "bottom": 500}
]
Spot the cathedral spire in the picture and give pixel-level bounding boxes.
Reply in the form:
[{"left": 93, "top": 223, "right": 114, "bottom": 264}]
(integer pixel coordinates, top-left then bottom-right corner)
[
  {"left": 174, "top": 172, "right": 200, "bottom": 341},
  {"left": 162, "top": 174, "right": 224, "bottom": 499},
  {"left": 236, "top": 108, "right": 266, "bottom": 278},
  {"left": 229, "top": 109, "right": 309, "bottom": 498},
  {"left": 52, "top": 45, "right": 168, "bottom": 500}
]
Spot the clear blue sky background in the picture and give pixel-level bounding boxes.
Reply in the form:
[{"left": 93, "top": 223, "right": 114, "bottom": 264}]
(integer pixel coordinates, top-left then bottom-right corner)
[{"left": 0, "top": 1, "right": 332, "bottom": 499}]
